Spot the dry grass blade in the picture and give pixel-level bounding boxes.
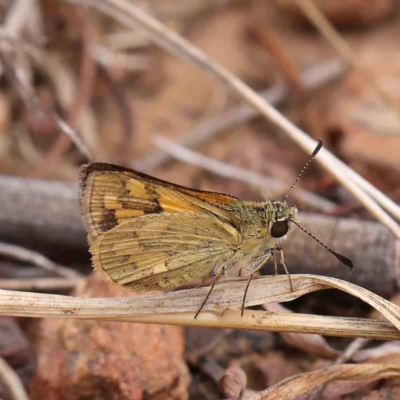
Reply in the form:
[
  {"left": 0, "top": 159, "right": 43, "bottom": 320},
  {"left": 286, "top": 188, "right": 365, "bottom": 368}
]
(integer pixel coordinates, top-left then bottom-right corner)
[
  {"left": 295, "top": 0, "right": 400, "bottom": 120},
  {"left": 0, "top": 242, "right": 81, "bottom": 279},
  {"left": 0, "top": 275, "right": 400, "bottom": 340},
  {"left": 133, "top": 58, "right": 346, "bottom": 172},
  {"left": 153, "top": 136, "right": 336, "bottom": 212},
  {"left": 249, "top": 363, "right": 400, "bottom": 400},
  {"left": 72, "top": 0, "right": 400, "bottom": 238},
  {"left": 0, "top": 278, "right": 81, "bottom": 292},
  {"left": 308, "top": 337, "right": 369, "bottom": 399},
  {"left": 0, "top": 356, "right": 29, "bottom": 400},
  {"left": 353, "top": 342, "right": 400, "bottom": 362},
  {"left": 33, "top": 7, "right": 97, "bottom": 177},
  {"left": 0, "top": 50, "right": 92, "bottom": 162}
]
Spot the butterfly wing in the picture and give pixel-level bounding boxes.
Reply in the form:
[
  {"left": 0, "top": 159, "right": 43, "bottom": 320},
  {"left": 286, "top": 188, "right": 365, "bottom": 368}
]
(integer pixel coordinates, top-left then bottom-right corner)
[
  {"left": 80, "top": 162, "right": 241, "bottom": 242},
  {"left": 91, "top": 212, "right": 241, "bottom": 290}
]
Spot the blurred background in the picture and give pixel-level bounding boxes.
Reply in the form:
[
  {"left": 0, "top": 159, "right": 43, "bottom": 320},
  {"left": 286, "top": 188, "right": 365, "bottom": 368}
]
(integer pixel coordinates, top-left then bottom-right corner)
[{"left": 0, "top": 0, "right": 399, "bottom": 399}]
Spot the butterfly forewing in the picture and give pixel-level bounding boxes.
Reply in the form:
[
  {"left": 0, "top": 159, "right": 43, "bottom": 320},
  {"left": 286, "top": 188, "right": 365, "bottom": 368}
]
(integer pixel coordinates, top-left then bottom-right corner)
[{"left": 80, "top": 163, "right": 241, "bottom": 243}]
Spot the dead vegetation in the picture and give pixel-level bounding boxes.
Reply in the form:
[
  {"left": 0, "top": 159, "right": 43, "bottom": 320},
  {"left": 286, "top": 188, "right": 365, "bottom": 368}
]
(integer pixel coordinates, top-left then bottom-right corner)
[{"left": 0, "top": 0, "right": 399, "bottom": 399}]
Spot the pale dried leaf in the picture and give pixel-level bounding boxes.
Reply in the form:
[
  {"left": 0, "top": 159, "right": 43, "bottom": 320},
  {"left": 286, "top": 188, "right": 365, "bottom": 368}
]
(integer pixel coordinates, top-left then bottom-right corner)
[
  {"left": 250, "top": 363, "right": 400, "bottom": 400},
  {"left": 354, "top": 342, "right": 400, "bottom": 362},
  {"left": 323, "top": 352, "right": 400, "bottom": 398}
]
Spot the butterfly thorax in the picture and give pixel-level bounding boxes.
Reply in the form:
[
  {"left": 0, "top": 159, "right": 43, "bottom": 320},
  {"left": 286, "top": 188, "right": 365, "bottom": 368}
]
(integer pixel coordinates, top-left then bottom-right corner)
[{"left": 228, "top": 200, "right": 297, "bottom": 253}]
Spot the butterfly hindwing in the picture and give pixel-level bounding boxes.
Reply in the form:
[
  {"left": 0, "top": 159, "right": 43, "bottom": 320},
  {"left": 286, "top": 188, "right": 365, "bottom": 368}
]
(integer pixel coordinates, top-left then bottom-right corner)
[{"left": 91, "top": 212, "right": 241, "bottom": 290}]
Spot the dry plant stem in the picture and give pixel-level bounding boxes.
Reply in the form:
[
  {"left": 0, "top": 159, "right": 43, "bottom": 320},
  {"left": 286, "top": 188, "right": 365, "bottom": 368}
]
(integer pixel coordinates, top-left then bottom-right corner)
[
  {"left": 153, "top": 136, "right": 336, "bottom": 213},
  {"left": 93, "top": 44, "right": 151, "bottom": 71},
  {"left": 251, "top": 22, "right": 302, "bottom": 93},
  {"left": 251, "top": 21, "right": 326, "bottom": 139},
  {"left": 3, "top": 0, "right": 44, "bottom": 45},
  {"left": 0, "top": 0, "right": 35, "bottom": 81},
  {"left": 3, "top": 0, "right": 32, "bottom": 37},
  {"left": 339, "top": 164, "right": 400, "bottom": 223},
  {"left": 0, "top": 297, "right": 399, "bottom": 340},
  {"left": 1, "top": 275, "right": 400, "bottom": 340},
  {"left": 0, "top": 356, "right": 29, "bottom": 400},
  {"left": 0, "top": 35, "right": 98, "bottom": 160},
  {"left": 33, "top": 6, "right": 96, "bottom": 177},
  {"left": 0, "top": 175, "right": 86, "bottom": 250},
  {"left": 0, "top": 242, "right": 81, "bottom": 279},
  {"left": 329, "top": 337, "right": 369, "bottom": 365},
  {"left": 40, "top": 54, "right": 98, "bottom": 157},
  {"left": 0, "top": 52, "right": 92, "bottom": 161},
  {"left": 0, "top": 278, "right": 80, "bottom": 292},
  {"left": 250, "top": 363, "right": 400, "bottom": 400},
  {"left": 295, "top": 0, "right": 400, "bottom": 120},
  {"left": 98, "top": 65, "right": 136, "bottom": 165},
  {"left": 134, "top": 59, "right": 346, "bottom": 172},
  {"left": 76, "top": 0, "right": 400, "bottom": 239},
  {"left": 308, "top": 337, "right": 369, "bottom": 400},
  {"left": 105, "top": 31, "right": 151, "bottom": 50}
]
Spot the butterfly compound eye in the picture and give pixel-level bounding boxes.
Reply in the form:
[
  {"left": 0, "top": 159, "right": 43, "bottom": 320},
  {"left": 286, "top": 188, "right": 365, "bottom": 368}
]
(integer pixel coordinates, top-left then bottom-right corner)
[{"left": 271, "top": 220, "right": 289, "bottom": 238}]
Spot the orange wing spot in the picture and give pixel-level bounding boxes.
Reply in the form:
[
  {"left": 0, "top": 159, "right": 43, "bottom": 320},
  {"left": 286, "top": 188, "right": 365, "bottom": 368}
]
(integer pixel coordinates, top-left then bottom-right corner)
[
  {"left": 158, "top": 197, "right": 198, "bottom": 213},
  {"left": 103, "top": 196, "right": 123, "bottom": 210},
  {"left": 126, "top": 179, "right": 149, "bottom": 198},
  {"left": 116, "top": 209, "right": 145, "bottom": 218}
]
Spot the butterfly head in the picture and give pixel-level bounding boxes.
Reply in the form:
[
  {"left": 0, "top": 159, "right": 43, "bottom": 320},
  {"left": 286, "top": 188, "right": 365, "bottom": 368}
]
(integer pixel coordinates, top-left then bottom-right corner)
[
  {"left": 269, "top": 200, "right": 297, "bottom": 240},
  {"left": 266, "top": 140, "right": 353, "bottom": 271}
]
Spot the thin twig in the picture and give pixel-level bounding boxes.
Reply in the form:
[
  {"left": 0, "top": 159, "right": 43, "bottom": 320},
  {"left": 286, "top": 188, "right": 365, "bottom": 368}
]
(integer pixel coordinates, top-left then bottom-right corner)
[
  {"left": 0, "top": 52, "right": 92, "bottom": 161},
  {"left": 0, "top": 0, "right": 37, "bottom": 101},
  {"left": 3, "top": 0, "right": 33, "bottom": 37},
  {"left": 99, "top": 64, "right": 136, "bottom": 165},
  {"left": 32, "top": 6, "right": 96, "bottom": 177},
  {"left": 153, "top": 135, "right": 336, "bottom": 212},
  {"left": 0, "top": 356, "right": 29, "bottom": 400},
  {"left": 249, "top": 8, "right": 326, "bottom": 139},
  {"left": 0, "top": 242, "right": 81, "bottom": 279},
  {"left": 133, "top": 59, "right": 346, "bottom": 172},
  {"left": 75, "top": 0, "right": 400, "bottom": 238},
  {"left": 0, "top": 278, "right": 81, "bottom": 292},
  {"left": 295, "top": 0, "right": 400, "bottom": 121},
  {"left": 308, "top": 337, "right": 369, "bottom": 400},
  {"left": 92, "top": 43, "right": 151, "bottom": 71},
  {"left": 105, "top": 30, "right": 151, "bottom": 50}
]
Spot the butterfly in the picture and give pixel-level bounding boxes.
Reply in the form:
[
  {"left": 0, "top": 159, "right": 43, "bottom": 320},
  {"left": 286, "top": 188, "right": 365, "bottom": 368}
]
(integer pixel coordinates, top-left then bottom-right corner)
[{"left": 79, "top": 140, "right": 352, "bottom": 317}]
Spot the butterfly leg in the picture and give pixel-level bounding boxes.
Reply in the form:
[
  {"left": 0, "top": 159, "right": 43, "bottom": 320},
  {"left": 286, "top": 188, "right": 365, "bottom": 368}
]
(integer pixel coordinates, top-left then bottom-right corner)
[
  {"left": 275, "top": 248, "right": 293, "bottom": 292},
  {"left": 241, "top": 248, "right": 294, "bottom": 316},
  {"left": 273, "top": 251, "right": 278, "bottom": 275},
  {"left": 241, "top": 255, "right": 271, "bottom": 316},
  {"left": 194, "top": 267, "right": 224, "bottom": 319}
]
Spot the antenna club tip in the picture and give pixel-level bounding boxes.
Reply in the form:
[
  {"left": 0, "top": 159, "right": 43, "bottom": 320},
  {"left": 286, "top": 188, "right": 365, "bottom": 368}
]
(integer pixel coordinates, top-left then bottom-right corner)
[
  {"left": 331, "top": 250, "right": 353, "bottom": 271},
  {"left": 312, "top": 139, "right": 323, "bottom": 157}
]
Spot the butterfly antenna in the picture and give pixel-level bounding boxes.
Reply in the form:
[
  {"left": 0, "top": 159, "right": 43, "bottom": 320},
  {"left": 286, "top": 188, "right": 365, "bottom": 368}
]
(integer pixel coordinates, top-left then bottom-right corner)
[
  {"left": 283, "top": 139, "right": 323, "bottom": 201},
  {"left": 289, "top": 218, "right": 353, "bottom": 272}
]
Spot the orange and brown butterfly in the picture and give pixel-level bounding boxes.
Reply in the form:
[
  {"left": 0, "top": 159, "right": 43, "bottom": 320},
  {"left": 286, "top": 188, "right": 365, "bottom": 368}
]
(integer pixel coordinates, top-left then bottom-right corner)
[{"left": 79, "top": 140, "right": 352, "bottom": 317}]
